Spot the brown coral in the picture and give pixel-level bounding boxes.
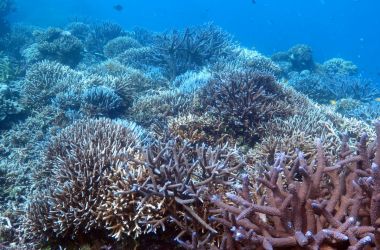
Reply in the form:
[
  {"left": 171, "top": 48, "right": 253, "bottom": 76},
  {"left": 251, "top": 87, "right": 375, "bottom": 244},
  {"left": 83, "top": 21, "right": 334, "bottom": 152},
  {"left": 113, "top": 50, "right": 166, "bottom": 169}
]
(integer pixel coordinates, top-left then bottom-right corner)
[
  {"left": 128, "top": 137, "right": 246, "bottom": 248},
  {"left": 23, "top": 118, "right": 246, "bottom": 248},
  {"left": 198, "top": 70, "right": 287, "bottom": 146},
  {"left": 24, "top": 118, "right": 145, "bottom": 246},
  {"left": 209, "top": 121, "right": 380, "bottom": 250}
]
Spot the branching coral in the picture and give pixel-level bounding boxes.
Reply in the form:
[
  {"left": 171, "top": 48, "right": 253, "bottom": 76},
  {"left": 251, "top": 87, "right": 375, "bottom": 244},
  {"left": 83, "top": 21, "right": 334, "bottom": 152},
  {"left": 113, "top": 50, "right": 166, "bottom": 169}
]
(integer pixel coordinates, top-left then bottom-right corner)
[
  {"left": 217, "top": 48, "right": 282, "bottom": 77},
  {"left": 198, "top": 70, "right": 287, "bottom": 146},
  {"left": 81, "top": 85, "right": 125, "bottom": 117},
  {"left": 209, "top": 121, "right": 380, "bottom": 250},
  {"left": 168, "top": 113, "right": 231, "bottom": 145},
  {"left": 173, "top": 68, "right": 212, "bottom": 93},
  {"left": 0, "top": 25, "right": 35, "bottom": 59},
  {"left": 24, "top": 118, "right": 145, "bottom": 246},
  {"left": 127, "top": 137, "right": 246, "bottom": 248},
  {"left": 0, "top": 53, "right": 13, "bottom": 82},
  {"left": 151, "top": 24, "right": 235, "bottom": 79},
  {"left": 130, "top": 89, "right": 192, "bottom": 127},
  {"left": 103, "top": 36, "right": 142, "bottom": 58},
  {"left": 21, "top": 60, "right": 79, "bottom": 109},
  {"left": 272, "top": 44, "right": 315, "bottom": 74},
  {"left": 66, "top": 22, "right": 91, "bottom": 41},
  {"left": 116, "top": 46, "right": 155, "bottom": 70},
  {"left": 0, "top": 83, "right": 22, "bottom": 125},
  {"left": 335, "top": 100, "right": 380, "bottom": 123},
  {"left": 250, "top": 113, "right": 339, "bottom": 169},
  {"left": 288, "top": 70, "right": 379, "bottom": 104},
  {"left": 87, "top": 22, "right": 124, "bottom": 53},
  {"left": 88, "top": 60, "right": 165, "bottom": 104},
  {"left": 23, "top": 118, "right": 246, "bottom": 248},
  {"left": 320, "top": 58, "right": 358, "bottom": 76},
  {"left": 34, "top": 28, "right": 84, "bottom": 67}
]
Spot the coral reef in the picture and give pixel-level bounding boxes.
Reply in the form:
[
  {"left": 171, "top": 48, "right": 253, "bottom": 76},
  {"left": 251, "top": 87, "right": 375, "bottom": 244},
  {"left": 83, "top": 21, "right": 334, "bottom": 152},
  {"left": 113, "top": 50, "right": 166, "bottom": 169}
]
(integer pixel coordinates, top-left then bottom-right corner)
[
  {"left": 103, "top": 36, "right": 142, "bottom": 58},
  {"left": 287, "top": 70, "right": 379, "bottom": 104},
  {"left": 1, "top": 20, "right": 379, "bottom": 250},
  {"left": 210, "top": 121, "right": 380, "bottom": 250},
  {"left": 87, "top": 22, "right": 124, "bottom": 53},
  {"left": 334, "top": 99, "right": 380, "bottom": 122},
  {"left": 272, "top": 44, "right": 315, "bottom": 74},
  {"left": 24, "top": 118, "right": 145, "bottom": 246},
  {"left": 21, "top": 60, "right": 78, "bottom": 109},
  {"left": 0, "top": 53, "right": 13, "bottom": 83},
  {"left": 130, "top": 89, "right": 192, "bottom": 127},
  {"left": 198, "top": 70, "right": 288, "bottom": 146},
  {"left": 24, "top": 118, "right": 245, "bottom": 248},
  {"left": 31, "top": 28, "right": 84, "bottom": 67},
  {"left": 0, "top": 82, "right": 22, "bottom": 125},
  {"left": 150, "top": 24, "right": 235, "bottom": 79},
  {"left": 0, "top": 25, "right": 35, "bottom": 60},
  {"left": 321, "top": 58, "right": 358, "bottom": 76},
  {"left": 81, "top": 85, "right": 125, "bottom": 117}
]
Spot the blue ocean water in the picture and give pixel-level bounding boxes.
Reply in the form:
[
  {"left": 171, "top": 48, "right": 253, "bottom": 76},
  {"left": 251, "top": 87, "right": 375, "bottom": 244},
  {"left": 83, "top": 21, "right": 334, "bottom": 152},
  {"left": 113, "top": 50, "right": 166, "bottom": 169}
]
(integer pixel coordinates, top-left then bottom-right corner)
[{"left": 10, "top": 0, "right": 380, "bottom": 82}]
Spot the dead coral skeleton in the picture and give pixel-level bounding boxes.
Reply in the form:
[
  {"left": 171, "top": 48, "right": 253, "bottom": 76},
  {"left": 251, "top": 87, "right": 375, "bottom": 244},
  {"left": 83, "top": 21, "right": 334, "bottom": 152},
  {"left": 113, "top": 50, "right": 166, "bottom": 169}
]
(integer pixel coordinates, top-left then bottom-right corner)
[{"left": 209, "top": 121, "right": 380, "bottom": 250}]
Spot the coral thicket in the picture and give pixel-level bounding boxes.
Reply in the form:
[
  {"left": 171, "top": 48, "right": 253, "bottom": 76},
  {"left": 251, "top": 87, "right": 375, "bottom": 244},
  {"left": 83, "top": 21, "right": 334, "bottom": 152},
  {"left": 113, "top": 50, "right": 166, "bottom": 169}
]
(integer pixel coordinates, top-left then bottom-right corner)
[{"left": 0, "top": 18, "right": 379, "bottom": 250}]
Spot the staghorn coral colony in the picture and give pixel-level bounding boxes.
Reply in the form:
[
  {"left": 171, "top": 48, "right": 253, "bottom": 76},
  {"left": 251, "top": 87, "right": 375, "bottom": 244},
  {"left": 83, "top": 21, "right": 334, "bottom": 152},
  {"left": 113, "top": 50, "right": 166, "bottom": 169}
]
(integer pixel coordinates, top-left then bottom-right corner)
[{"left": 0, "top": 5, "right": 380, "bottom": 250}]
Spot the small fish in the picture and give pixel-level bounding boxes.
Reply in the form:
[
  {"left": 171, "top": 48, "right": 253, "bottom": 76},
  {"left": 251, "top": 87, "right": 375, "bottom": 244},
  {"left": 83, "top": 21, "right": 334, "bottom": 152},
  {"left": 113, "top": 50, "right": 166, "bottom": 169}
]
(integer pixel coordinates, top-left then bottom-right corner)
[
  {"left": 113, "top": 4, "right": 123, "bottom": 11},
  {"left": 330, "top": 100, "right": 337, "bottom": 105},
  {"left": 375, "top": 97, "right": 380, "bottom": 102},
  {"left": 251, "top": 0, "right": 256, "bottom": 4}
]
